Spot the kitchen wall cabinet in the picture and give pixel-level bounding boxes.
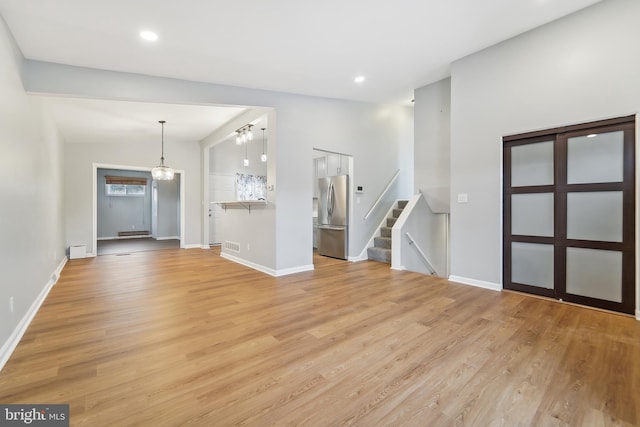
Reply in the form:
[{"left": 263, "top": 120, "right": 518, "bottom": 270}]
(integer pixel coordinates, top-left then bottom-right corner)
[
  {"left": 313, "top": 153, "right": 349, "bottom": 199},
  {"left": 314, "top": 153, "right": 348, "bottom": 180}
]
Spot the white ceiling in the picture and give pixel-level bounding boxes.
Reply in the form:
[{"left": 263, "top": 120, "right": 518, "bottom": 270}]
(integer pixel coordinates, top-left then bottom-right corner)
[
  {"left": 41, "top": 98, "right": 246, "bottom": 145},
  {"left": 0, "top": 0, "right": 603, "bottom": 144}
]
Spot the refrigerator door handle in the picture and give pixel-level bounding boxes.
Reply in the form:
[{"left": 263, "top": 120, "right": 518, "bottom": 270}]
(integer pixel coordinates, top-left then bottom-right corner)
[
  {"left": 328, "top": 182, "right": 334, "bottom": 217},
  {"left": 318, "top": 225, "right": 345, "bottom": 231}
]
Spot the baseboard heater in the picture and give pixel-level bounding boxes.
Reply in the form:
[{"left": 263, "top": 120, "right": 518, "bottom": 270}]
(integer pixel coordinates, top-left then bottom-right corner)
[{"left": 118, "top": 230, "right": 150, "bottom": 237}]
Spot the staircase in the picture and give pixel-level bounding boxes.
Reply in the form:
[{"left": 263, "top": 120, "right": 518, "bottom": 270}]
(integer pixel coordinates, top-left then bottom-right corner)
[{"left": 367, "top": 200, "right": 408, "bottom": 263}]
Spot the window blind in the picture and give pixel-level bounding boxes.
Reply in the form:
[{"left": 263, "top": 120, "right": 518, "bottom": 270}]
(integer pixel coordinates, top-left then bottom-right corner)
[{"left": 105, "top": 176, "right": 147, "bottom": 186}]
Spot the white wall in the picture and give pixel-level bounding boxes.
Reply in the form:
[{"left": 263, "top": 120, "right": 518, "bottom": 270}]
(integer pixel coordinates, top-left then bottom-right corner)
[
  {"left": 65, "top": 140, "right": 199, "bottom": 254},
  {"left": 394, "top": 194, "right": 448, "bottom": 277},
  {"left": 157, "top": 176, "right": 180, "bottom": 239},
  {"left": 203, "top": 111, "right": 276, "bottom": 271},
  {"left": 414, "top": 78, "right": 451, "bottom": 213},
  {"left": 209, "top": 130, "right": 273, "bottom": 270},
  {"left": 449, "top": 0, "right": 640, "bottom": 301},
  {"left": 0, "top": 16, "right": 66, "bottom": 364},
  {"left": 24, "top": 62, "right": 413, "bottom": 274},
  {"left": 97, "top": 169, "right": 152, "bottom": 238}
]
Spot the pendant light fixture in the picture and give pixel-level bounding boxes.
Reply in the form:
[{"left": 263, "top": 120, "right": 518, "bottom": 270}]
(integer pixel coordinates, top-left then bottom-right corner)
[
  {"left": 260, "top": 127, "right": 267, "bottom": 162},
  {"left": 235, "top": 124, "right": 253, "bottom": 145},
  {"left": 151, "top": 120, "right": 175, "bottom": 180}
]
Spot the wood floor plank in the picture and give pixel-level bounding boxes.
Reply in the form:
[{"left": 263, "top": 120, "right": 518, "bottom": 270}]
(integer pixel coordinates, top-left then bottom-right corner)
[{"left": 1, "top": 247, "right": 639, "bottom": 426}]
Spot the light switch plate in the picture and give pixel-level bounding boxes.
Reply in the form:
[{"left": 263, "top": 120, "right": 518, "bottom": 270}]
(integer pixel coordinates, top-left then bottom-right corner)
[{"left": 457, "top": 193, "right": 468, "bottom": 203}]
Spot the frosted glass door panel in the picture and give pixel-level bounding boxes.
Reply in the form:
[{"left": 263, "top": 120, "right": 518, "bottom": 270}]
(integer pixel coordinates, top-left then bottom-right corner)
[
  {"left": 512, "top": 243, "right": 554, "bottom": 289},
  {"left": 566, "top": 248, "right": 622, "bottom": 302},
  {"left": 567, "top": 131, "right": 623, "bottom": 184},
  {"left": 511, "top": 193, "right": 554, "bottom": 237},
  {"left": 511, "top": 141, "right": 554, "bottom": 187},
  {"left": 567, "top": 191, "right": 623, "bottom": 242}
]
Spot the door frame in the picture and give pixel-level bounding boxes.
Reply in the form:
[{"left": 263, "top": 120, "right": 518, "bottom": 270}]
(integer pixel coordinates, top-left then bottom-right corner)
[{"left": 92, "top": 163, "right": 186, "bottom": 255}]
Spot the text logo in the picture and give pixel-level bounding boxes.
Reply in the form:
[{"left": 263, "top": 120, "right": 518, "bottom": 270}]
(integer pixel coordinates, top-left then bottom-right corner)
[{"left": 0, "top": 405, "right": 69, "bottom": 426}]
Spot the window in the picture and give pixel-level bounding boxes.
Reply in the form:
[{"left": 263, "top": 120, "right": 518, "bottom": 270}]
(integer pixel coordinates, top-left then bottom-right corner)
[{"left": 105, "top": 176, "right": 147, "bottom": 197}]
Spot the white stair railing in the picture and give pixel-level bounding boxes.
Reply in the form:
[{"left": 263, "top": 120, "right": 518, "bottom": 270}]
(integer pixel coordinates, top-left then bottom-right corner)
[
  {"left": 364, "top": 169, "right": 400, "bottom": 220},
  {"left": 405, "top": 232, "right": 437, "bottom": 275}
]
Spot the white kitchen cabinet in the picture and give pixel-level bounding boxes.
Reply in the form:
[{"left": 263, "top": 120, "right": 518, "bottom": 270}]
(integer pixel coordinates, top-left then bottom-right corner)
[
  {"left": 313, "top": 153, "right": 350, "bottom": 198},
  {"left": 326, "top": 153, "right": 348, "bottom": 176}
]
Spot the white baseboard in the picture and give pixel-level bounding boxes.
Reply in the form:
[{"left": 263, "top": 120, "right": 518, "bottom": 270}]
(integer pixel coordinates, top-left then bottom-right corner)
[
  {"left": 448, "top": 275, "right": 502, "bottom": 292},
  {"left": 0, "top": 256, "right": 67, "bottom": 371},
  {"left": 354, "top": 246, "right": 370, "bottom": 261},
  {"left": 275, "top": 264, "right": 315, "bottom": 276},
  {"left": 58, "top": 255, "right": 68, "bottom": 272},
  {"left": 156, "top": 236, "right": 180, "bottom": 241},
  {"left": 182, "top": 244, "right": 203, "bottom": 249},
  {"left": 636, "top": 309, "right": 640, "bottom": 321},
  {"left": 348, "top": 253, "right": 368, "bottom": 262},
  {"left": 53, "top": 256, "right": 67, "bottom": 282},
  {"left": 220, "top": 252, "right": 276, "bottom": 276},
  {"left": 220, "top": 252, "right": 314, "bottom": 277}
]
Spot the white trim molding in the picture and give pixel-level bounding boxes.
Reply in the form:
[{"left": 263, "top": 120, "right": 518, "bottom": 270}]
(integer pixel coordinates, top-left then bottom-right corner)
[
  {"left": 636, "top": 309, "right": 640, "bottom": 321},
  {"left": 348, "top": 253, "right": 368, "bottom": 262},
  {"left": 0, "top": 256, "right": 67, "bottom": 371},
  {"left": 353, "top": 247, "right": 369, "bottom": 262},
  {"left": 275, "top": 264, "right": 315, "bottom": 277},
  {"left": 220, "top": 252, "right": 314, "bottom": 277},
  {"left": 448, "top": 275, "right": 502, "bottom": 292},
  {"left": 183, "top": 244, "right": 204, "bottom": 250},
  {"left": 53, "top": 256, "right": 67, "bottom": 282}
]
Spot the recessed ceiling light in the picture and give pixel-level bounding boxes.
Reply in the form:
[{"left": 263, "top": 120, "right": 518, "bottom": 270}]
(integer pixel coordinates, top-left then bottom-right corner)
[
  {"left": 140, "top": 30, "right": 158, "bottom": 41},
  {"left": 354, "top": 75, "right": 365, "bottom": 84}
]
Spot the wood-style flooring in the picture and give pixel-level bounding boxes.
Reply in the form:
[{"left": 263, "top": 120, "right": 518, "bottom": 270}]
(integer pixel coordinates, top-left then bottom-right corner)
[{"left": 0, "top": 248, "right": 639, "bottom": 426}]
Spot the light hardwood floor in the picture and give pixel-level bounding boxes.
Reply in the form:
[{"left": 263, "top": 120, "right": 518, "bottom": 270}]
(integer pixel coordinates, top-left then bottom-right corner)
[{"left": 1, "top": 248, "right": 639, "bottom": 426}]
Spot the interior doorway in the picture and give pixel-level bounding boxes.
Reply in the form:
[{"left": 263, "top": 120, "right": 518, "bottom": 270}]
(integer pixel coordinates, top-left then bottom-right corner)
[
  {"left": 503, "top": 116, "right": 636, "bottom": 314},
  {"left": 209, "top": 173, "right": 235, "bottom": 245},
  {"left": 93, "top": 163, "right": 185, "bottom": 256},
  {"left": 312, "top": 149, "right": 353, "bottom": 261}
]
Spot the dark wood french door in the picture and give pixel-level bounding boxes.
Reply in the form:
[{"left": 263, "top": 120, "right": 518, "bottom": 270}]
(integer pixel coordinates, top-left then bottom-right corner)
[{"left": 503, "top": 116, "right": 635, "bottom": 314}]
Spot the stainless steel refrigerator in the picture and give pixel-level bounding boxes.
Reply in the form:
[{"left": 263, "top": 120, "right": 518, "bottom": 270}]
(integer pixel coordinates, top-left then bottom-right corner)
[{"left": 317, "top": 175, "right": 348, "bottom": 259}]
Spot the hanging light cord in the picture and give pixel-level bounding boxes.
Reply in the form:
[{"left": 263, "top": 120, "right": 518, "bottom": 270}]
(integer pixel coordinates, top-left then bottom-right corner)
[{"left": 159, "top": 120, "right": 166, "bottom": 164}]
